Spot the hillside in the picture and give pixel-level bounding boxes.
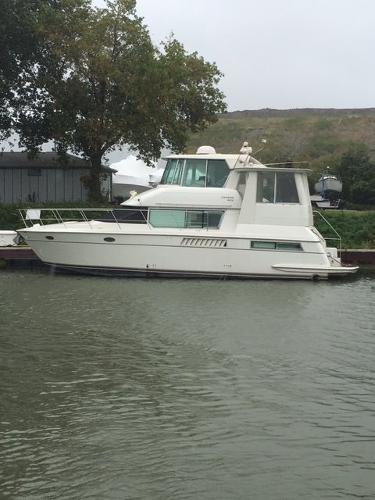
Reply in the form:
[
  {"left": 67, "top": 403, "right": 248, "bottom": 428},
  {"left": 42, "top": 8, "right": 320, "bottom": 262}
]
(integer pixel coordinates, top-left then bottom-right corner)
[{"left": 186, "top": 108, "right": 375, "bottom": 175}]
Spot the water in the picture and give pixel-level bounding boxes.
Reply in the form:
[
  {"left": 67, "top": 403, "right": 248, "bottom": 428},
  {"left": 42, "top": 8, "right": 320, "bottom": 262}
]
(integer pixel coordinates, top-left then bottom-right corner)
[{"left": 0, "top": 270, "right": 375, "bottom": 499}]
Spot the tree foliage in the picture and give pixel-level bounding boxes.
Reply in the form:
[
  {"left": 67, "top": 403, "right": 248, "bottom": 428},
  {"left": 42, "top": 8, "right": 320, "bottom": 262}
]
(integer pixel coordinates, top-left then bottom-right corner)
[
  {"left": 4, "top": 0, "right": 226, "bottom": 200},
  {"left": 336, "top": 145, "right": 375, "bottom": 205},
  {"left": 0, "top": 0, "right": 43, "bottom": 138}
]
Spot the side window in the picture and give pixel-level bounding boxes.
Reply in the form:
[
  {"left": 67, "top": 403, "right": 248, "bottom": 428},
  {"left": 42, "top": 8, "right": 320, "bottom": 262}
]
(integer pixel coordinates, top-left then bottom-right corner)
[
  {"left": 256, "top": 172, "right": 299, "bottom": 203},
  {"left": 161, "top": 159, "right": 178, "bottom": 184},
  {"left": 276, "top": 242, "right": 302, "bottom": 251},
  {"left": 160, "top": 159, "right": 184, "bottom": 185},
  {"left": 149, "top": 209, "right": 185, "bottom": 228},
  {"left": 182, "top": 159, "right": 207, "bottom": 187},
  {"left": 256, "top": 172, "right": 275, "bottom": 203},
  {"left": 206, "top": 160, "right": 229, "bottom": 187},
  {"left": 276, "top": 173, "right": 299, "bottom": 203},
  {"left": 251, "top": 241, "right": 276, "bottom": 250},
  {"left": 149, "top": 209, "right": 223, "bottom": 228},
  {"left": 185, "top": 211, "right": 223, "bottom": 228},
  {"left": 237, "top": 172, "right": 247, "bottom": 197},
  {"left": 185, "top": 211, "right": 206, "bottom": 228},
  {"left": 251, "top": 241, "right": 302, "bottom": 251}
]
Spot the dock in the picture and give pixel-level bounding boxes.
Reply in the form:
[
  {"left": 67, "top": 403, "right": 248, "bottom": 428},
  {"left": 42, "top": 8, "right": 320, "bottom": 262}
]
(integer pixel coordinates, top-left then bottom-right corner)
[{"left": 0, "top": 247, "right": 46, "bottom": 270}]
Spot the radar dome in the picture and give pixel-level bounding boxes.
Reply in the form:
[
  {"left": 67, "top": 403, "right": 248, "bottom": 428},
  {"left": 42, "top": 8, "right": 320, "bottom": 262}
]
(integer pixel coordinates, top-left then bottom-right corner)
[{"left": 196, "top": 145, "right": 216, "bottom": 154}]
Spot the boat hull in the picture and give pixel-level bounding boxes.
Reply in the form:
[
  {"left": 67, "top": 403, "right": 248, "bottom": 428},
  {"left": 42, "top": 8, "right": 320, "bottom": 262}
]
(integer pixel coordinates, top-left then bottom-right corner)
[{"left": 18, "top": 228, "right": 358, "bottom": 280}]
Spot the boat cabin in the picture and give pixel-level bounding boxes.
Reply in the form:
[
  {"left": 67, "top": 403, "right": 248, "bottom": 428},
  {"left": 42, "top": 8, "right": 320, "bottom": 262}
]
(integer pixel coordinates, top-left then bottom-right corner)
[{"left": 122, "top": 145, "right": 312, "bottom": 230}]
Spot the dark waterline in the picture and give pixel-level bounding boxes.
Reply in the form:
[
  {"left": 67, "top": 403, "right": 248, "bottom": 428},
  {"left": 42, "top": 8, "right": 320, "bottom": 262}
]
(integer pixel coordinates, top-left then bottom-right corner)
[{"left": 1, "top": 270, "right": 375, "bottom": 499}]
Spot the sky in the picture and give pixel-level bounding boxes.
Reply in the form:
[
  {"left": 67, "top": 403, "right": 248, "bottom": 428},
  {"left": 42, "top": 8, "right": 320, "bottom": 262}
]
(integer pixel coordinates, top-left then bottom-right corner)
[
  {"left": 4, "top": 0, "right": 374, "bottom": 160},
  {"left": 95, "top": 0, "right": 375, "bottom": 111}
]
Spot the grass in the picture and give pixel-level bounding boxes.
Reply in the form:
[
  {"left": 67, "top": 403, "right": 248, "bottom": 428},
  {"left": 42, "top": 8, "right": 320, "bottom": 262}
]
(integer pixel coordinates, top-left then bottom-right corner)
[{"left": 314, "top": 210, "right": 375, "bottom": 249}]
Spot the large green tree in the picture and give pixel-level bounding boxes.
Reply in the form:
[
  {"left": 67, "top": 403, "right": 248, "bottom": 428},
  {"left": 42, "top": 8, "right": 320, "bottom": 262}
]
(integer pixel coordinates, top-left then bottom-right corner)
[
  {"left": 0, "top": 0, "right": 43, "bottom": 139},
  {"left": 14, "top": 0, "right": 226, "bottom": 200},
  {"left": 336, "top": 144, "right": 375, "bottom": 205}
]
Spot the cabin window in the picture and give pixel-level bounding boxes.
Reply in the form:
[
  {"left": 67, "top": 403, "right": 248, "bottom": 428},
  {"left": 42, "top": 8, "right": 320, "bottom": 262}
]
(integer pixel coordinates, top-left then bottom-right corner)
[
  {"left": 276, "top": 173, "right": 299, "bottom": 203},
  {"left": 149, "top": 209, "right": 185, "bottom": 228},
  {"left": 237, "top": 172, "right": 247, "bottom": 197},
  {"left": 161, "top": 159, "right": 230, "bottom": 188},
  {"left": 251, "top": 241, "right": 276, "bottom": 250},
  {"left": 256, "top": 172, "right": 299, "bottom": 203},
  {"left": 251, "top": 241, "right": 302, "bottom": 251},
  {"left": 276, "top": 242, "right": 302, "bottom": 251},
  {"left": 160, "top": 159, "right": 184, "bottom": 185},
  {"left": 149, "top": 209, "right": 223, "bottom": 229},
  {"left": 207, "top": 160, "right": 229, "bottom": 187},
  {"left": 182, "top": 159, "right": 207, "bottom": 187}
]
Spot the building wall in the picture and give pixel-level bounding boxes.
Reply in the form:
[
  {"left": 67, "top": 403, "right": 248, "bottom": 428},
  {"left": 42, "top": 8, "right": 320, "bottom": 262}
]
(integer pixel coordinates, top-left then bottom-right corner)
[{"left": 0, "top": 168, "right": 92, "bottom": 203}]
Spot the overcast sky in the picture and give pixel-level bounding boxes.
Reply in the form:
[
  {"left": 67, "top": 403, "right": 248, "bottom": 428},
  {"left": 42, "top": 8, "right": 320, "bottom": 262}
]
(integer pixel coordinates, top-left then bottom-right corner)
[{"left": 95, "top": 0, "right": 375, "bottom": 111}]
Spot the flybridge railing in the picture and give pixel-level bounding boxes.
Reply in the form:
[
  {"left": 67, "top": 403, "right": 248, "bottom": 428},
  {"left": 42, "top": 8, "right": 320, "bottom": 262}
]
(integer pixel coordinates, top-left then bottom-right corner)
[
  {"left": 313, "top": 210, "right": 342, "bottom": 251},
  {"left": 18, "top": 207, "right": 149, "bottom": 230}
]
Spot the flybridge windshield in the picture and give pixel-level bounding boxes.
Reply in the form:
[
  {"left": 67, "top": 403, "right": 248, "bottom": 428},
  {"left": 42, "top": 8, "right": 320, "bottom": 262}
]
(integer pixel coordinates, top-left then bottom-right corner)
[{"left": 161, "top": 159, "right": 229, "bottom": 188}]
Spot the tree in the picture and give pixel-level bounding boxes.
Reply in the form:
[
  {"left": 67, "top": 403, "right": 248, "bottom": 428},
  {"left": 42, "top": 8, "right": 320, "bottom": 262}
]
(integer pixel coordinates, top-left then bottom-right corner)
[
  {"left": 0, "top": 0, "right": 42, "bottom": 140},
  {"left": 336, "top": 144, "right": 375, "bottom": 205},
  {"left": 15, "top": 0, "right": 226, "bottom": 201}
]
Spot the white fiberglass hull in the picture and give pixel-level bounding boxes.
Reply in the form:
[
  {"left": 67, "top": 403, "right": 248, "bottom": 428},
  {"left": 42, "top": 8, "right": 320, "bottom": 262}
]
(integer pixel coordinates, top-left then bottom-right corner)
[{"left": 18, "top": 223, "right": 358, "bottom": 280}]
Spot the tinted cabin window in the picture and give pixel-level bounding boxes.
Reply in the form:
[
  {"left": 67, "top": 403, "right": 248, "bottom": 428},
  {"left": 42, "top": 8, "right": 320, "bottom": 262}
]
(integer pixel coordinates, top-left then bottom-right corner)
[
  {"left": 161, "top": 159, "right": 184, "bottom": 185},
  {"left": 257, "top": 172, "right": 299, "bottom": 203},
  {"left": 256, "top": 172, "right": 275, "bottom": 202},
  {"left": 149, "top": 209, "right": 223, "bottom": 228},
  {"left": 149, "top": 209, "right": 185, "bottom": 228},
  {"left": 276, "top": 173, "right": 299, "bottom": 203},
  {"left": 207, "top": 160, "right": 229, "bottom": 187},
  {"left": 251, "top": 241, "right": 302, "bottom": 251},
  {"left": 276, "top": 242, "right": 302, "bottom": 251},
  {"left": 182, "top": 159, "right": 207, "bottom": 187}
]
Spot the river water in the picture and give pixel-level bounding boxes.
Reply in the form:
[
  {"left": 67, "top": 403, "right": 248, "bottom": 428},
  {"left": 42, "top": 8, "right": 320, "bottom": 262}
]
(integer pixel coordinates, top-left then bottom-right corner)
[{"left": 0, "top": 270, "right": 375, "bottom": 499}]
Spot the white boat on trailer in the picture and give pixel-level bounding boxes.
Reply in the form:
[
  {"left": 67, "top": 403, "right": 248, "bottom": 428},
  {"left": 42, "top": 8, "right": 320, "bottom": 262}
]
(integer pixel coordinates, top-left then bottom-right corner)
[{"left": 17, "top": 143, "right": 358, "bottom": 280}]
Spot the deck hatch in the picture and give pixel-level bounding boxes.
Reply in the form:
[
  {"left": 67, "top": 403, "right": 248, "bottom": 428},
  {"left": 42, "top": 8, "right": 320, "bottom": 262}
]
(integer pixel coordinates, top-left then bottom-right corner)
[{"left": 181, "top": 238, "right": 227, "bottom": 248}]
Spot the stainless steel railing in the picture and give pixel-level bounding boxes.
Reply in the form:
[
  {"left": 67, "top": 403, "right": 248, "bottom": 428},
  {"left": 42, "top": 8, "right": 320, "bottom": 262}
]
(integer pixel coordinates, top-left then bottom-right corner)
[
  {"left": 18, "top": 207, "right": 223, "bottom": 231},
  {"left": 313, "top": 210, "right": 342, "bottom": 251},
  {"left": 18, "top": 207, "right": 149, "bottom": 230}
]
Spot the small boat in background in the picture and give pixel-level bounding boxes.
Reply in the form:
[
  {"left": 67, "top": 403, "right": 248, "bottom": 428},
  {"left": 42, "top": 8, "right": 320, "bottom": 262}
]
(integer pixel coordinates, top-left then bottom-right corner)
[
  {"left": 111, "top": 155, "right": 165, "bottom": 201},
  {"left": 311, "top": 169, "right": 342, "bottom": 209},
  {"left": 0, "top": 231, "right": 18, "bottom": 246},
  {"left": 314, "top": 175, "right": 342, "bottom": 196}
]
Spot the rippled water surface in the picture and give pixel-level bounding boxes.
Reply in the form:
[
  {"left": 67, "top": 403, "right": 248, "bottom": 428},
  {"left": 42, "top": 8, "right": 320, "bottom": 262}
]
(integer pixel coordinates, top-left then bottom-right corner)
[{"left": 1, "top": 270, "right": 375, "bottom": 499}]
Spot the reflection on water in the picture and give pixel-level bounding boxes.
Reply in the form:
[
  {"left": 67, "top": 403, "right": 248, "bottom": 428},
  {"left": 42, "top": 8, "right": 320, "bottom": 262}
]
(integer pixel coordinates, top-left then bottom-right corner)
[{"left": 0, "top": 271, "right": 375, "bottom": 499}]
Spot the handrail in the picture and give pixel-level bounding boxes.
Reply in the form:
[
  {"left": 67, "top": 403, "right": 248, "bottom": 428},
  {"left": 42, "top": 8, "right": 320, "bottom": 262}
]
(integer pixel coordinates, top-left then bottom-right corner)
[
  {"left": 313, "top": 210, "right": 341, "bottom": 251},
  {"left": 18, "top": 207, "right": 222, "bottom": 231}
]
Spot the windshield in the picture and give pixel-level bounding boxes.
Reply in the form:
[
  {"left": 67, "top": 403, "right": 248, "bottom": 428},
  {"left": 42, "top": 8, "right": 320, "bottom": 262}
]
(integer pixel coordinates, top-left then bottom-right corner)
[{"left": 161, "top": 159, "right": 229, "bottom": 187}]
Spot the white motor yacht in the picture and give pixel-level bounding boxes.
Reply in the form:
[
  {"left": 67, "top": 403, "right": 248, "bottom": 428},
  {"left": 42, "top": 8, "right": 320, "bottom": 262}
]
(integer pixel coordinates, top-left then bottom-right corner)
[{"left": 17, "top": 143, "right": 358, "bottom": 279}]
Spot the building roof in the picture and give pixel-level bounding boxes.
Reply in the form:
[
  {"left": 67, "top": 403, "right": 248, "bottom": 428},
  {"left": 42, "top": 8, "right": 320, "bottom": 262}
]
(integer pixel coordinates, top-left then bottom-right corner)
[{"left": 0, "top": 152, "right": 114, "bottom": 172}]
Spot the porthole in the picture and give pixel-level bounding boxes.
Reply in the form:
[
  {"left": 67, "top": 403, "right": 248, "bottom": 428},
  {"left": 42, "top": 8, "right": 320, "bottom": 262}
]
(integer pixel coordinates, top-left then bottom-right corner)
[
  {"left": 46, "top": 235, "right": 54, "bottom": 240},
  {"left": 104, "top": 237, "right": 115, "bottom": 242}
]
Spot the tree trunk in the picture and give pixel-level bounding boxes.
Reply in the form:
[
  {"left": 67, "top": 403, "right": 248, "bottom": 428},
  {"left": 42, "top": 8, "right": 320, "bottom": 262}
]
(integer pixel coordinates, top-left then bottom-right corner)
[{"left": 88, "top": 154, "right": 104, "bottom": 203}]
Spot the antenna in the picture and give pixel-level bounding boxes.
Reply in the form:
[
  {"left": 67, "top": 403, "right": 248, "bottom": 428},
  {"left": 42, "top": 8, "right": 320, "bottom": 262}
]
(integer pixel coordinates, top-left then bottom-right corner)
[
  {"left": 263, "top": 161, "right": 309, "bottom": 166},
  {"left": 252, "top": 138, "right": 267, "bottom": 155}
]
